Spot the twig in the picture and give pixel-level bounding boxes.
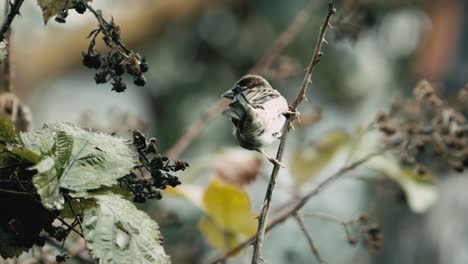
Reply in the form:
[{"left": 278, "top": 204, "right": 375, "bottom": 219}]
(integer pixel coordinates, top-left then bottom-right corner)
[
  {"left": 166, "top": 99, "right": 230, "bottom": 159},
  {"left": 293, "top": 214, "right": 326, "bottom": 264},
  {"left": 165, "top": 0, "right": 318, "bottom": 160},
  {"left": 209, "top": 149, "right": 385, "bottom": 264},
  {"left": 0, "top": 0, "right": 23, "bottom": 43},
  {"left": 65, "top": 197, "right": 83, "bottom": 233},
  {"left": 42, "top": 235, "right": 95, "bottom": 264},
  {"left": 302, "top": 212, "right": 355, "bottom": 245},
  {"left": 251, "top": 2, "right": 336, "bottom": 263}
]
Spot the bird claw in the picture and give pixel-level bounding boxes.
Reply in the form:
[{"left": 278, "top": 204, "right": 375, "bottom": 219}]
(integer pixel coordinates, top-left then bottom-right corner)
[{"left": 268, "top": 157, "right": 285, "bottom": 168}]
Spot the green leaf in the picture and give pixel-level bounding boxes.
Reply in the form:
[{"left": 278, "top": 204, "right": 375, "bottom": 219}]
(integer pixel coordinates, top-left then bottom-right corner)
[
  {"left": 54, "top": 131, "right": 73, "bottom": 177},
  {"left": 0, "top": 227, "right": 28, "bottom": 258},
  {"left": 16, "top": 123, "right": 137, "bottom": 193},
  {"left": 30, "top": 156, "right": 63, "bottom": 210},
  {"left": 0, "top": 116, "right": 15, "bottom": 142},
  {"left": 290, "top": 130, "right": 350, "bottom": 184},
  {"left": 36, "top": 0, "right": 92, "bottom": 23},
  {"left": 10, "top": 147, "right": 42, "bottom": 163},
  {"left": 82, "top": 194, "right": 170, "bottom": 264}
]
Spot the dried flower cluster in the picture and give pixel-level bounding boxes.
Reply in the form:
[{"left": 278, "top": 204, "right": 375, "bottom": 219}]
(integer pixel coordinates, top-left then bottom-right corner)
[
  {"left": 55, "top": 0, "right": 148, "bottom": 92},
  {"left": 344, "top": 214, "right": 382, "bottom": 250},
  {"left": 120, "top": 131, "right": 186, "bottom": 203},
  {"left": 377, "top": 80, "right": 468, "bottom": 174}
]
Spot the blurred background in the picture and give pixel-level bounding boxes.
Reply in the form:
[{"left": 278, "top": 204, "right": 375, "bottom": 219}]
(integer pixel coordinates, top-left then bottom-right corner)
[{"left": 2, "top": 0, "right": 468, "bottom": 263}]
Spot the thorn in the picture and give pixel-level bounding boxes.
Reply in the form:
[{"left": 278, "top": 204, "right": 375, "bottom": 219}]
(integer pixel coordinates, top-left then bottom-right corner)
[
  {"left": 318, "top": 51, "right": 324, "bottom": 57},
  {"left": 323, "top": 39, "right": 328, "bottom": 44},
  {"left": 328, "top": 23, "right": 334, "bottom": 28},
  {"left": 260, "top": 257, "right": 265, "bottom": 262},
  {"left": 303, "top": 95, "right": 309, "bottom": 102}
]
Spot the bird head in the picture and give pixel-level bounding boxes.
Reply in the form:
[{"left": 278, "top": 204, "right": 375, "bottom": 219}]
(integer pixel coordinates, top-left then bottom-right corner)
[{"left": 221, "top": 75, "right": 271, "bottom": 99}]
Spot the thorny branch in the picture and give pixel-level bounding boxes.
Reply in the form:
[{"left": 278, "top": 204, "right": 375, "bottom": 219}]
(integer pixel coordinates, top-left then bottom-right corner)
[
  {"left": 293, "top": 214, "right": 325, "bottom": 264},
  {"left": 251, "top": 2, "right": 336, "bottom": 263},
  {"left": 209, "top": 149, "right": 386, "bottom": 264},
  {"left": 0, "top": 0, "right": 23, "bottom": 43},
  {"left": 166, "top": 0, "right": 319, "bottom": 160}
]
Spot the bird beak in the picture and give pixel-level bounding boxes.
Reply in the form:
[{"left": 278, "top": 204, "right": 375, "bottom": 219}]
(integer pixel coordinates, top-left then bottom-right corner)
[{"left": 221, "top": 89, "right": 235, "bottom": 99}]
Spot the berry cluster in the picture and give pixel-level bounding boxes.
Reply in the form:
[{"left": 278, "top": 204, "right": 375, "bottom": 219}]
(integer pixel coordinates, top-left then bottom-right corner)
[
  {"left": 377, "top": 80, "right": 468, "bottom": 174},
  {"left": 55, "top": 0, "right": 87, "bottom": 23},
  {"left": 55, "top": 0, "right": 148, "bottom": 92},
  {"left": 120, "top": 131, "right": 187, "bottom": 203}
]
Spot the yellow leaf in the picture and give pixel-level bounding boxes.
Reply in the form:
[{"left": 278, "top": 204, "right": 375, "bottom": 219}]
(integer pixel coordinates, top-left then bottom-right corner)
[
  {"left": 198, "top": 216, "right": 238, "bottom": 253},
  {"left": 163, "top": 185, "right": 204, "bottom": 209},
  {"left": 366, "top": 155, "right": 437, "bottom": 213},
  {"left": 202, "top": 178, "right": 257, "bottom": 236},
  {"left": 290, "top": 130, "right": 350, "bottom": 184},
  {"left": 36, "top": 0, "right": 92, "bottom": 23}
]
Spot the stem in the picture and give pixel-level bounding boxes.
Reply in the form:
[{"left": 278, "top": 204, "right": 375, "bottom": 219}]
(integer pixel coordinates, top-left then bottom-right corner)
[
  {"left": 209, "top": 149, "right": 384, "bottom": 264},
  {"left": 0, "top": 0, "right": 23, "bottom": 43},
  {"left": 294, "top": 214, "right": 326, "bottom": 264},
  {"left": 251, "top": 2, "right": 336, "bottom": 263}
]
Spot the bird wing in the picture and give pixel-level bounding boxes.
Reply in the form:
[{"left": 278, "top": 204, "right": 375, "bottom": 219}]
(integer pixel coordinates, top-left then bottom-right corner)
[{"left": 242, "top": 87, "right": 281, "bottom": 109}]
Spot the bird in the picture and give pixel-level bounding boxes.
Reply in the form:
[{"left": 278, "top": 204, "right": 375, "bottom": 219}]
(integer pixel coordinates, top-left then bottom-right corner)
[{"left": 221, "top": 75, "right": 296, "bottom": 167}]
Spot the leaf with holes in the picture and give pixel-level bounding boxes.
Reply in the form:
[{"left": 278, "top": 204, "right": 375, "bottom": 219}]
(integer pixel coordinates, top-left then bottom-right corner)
[
  {"left": 82, "top": 194, "right": 170, "bottom": 264},
  {"left": 15, "top": 123, "right": 136, "bottom": 194}
]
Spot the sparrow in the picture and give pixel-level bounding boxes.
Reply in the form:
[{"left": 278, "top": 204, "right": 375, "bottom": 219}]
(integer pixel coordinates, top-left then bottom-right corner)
[{"left": 221, "top": 75, "right": 295, "bottom": 167}]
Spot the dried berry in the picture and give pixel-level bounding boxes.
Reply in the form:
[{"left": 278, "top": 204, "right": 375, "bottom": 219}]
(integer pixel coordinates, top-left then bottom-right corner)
[
  {"left": 111, "top": 77, "right": 126, "bottom": 93},
  {"left": 73, "top": 0, "right": 87, "bottom": 14},
  {"left": 134, "top": 75, "right": 146, "bottom": 86},
  {"left": 82, "top": 51, "right": 101, "bottom": 69},
  {"left": 94, "top": 71, "right": 108, "bottom": 84},
  {"left": 55, "top": 9, "right": 68, "bottom": 23}
]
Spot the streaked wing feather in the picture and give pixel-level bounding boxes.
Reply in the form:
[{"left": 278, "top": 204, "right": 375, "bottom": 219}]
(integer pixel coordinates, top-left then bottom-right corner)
[{"left": 243, "top": 88, "right": 281, "bottom": 108}]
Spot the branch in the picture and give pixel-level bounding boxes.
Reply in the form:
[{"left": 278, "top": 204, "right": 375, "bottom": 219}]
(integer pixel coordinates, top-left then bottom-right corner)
[
  {"left": 293, "top": 214, "right": 326, "bottom": 264},
  {"left": 165, "top": 0, "right": 319, "bottom": 159},
  {"left": 250, "top": 2, "right": 336, "bottom": 263},
  {"left": 42, "top": 236, "right": 95, "bottom": 264},
  {"left": 209, "top": 149, "right": 385, "bottom": 264},
  {"left": 0, "top": 0, "right": 23, "bottom": 43}
]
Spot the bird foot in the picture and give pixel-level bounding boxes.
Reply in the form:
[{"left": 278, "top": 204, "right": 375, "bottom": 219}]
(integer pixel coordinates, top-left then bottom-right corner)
[{"left": 268, "top": 157, "right": 285, "bottom": 168}]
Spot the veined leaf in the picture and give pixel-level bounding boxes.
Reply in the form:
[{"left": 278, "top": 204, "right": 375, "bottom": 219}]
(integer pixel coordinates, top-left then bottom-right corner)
[
  {"left": 82, "top": 194, "right": 170, "bottom": 264},
  {"left": 55, "top": 131, "right": 73, "bottom": 177},
  {"left": 30, "top": 156, "right": 64, "bottom": 210},
  {"left": 16, "top": 123, "right": 137, "bottom": 193}
]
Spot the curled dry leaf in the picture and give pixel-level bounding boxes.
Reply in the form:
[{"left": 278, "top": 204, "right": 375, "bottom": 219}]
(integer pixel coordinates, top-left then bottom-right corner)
[{"left": 213, "top": 149, "right": 262, "bottom": 187}]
